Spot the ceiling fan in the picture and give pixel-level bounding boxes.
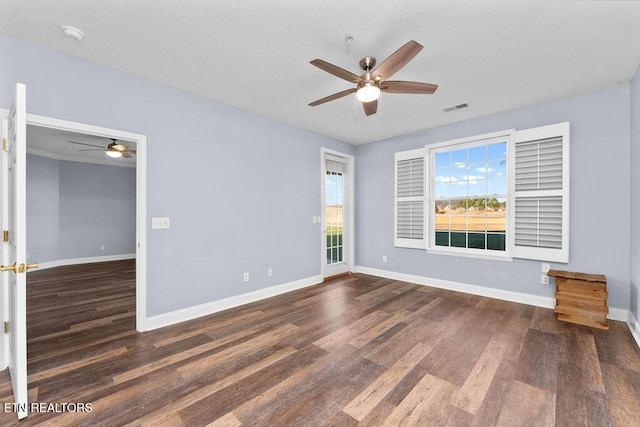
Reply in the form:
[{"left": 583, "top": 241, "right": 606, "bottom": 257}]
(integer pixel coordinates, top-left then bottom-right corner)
[
  {"left": 68, "top": 138, "right": 136, "bottom": 158},
  {"left": 308, "top": 40, "right": 438, "bottom": 116}
]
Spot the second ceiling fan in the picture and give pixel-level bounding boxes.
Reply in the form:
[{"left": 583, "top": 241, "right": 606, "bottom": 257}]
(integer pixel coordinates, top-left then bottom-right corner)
[
  {"left": 69, "top": 138, "right": 137, "bottom": 158},
  {"left": 309, "top": 40, "right": 438, "bottom": 116}
]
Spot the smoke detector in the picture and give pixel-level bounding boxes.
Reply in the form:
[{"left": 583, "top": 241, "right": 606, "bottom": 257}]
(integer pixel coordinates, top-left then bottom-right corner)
[{"left": 62, "top": 26, "right": 84, "bottom": 41}]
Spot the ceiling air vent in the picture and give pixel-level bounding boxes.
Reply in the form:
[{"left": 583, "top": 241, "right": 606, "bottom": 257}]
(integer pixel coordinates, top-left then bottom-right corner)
[{"left": 443, "top": 103, "right": 469, "bottom": 112}]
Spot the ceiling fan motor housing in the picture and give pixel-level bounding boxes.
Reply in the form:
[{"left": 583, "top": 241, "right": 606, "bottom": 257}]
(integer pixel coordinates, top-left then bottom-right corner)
[{"left": 359, "top": 56, "right": 376, "bottom": 71}]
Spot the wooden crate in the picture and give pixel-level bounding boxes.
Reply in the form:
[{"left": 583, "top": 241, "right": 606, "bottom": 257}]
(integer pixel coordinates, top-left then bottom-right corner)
[{"left": 548, "top": 269, "right": 609, "bottom": 330}]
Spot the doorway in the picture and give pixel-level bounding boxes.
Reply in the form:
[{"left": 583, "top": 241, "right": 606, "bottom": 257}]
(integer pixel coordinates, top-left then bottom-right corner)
[
  {"left": 321, "top": 148, "right": 354, "bottom": 279},
  {"left": 22, "top": 114, "right": 147, "bottom": 331}
]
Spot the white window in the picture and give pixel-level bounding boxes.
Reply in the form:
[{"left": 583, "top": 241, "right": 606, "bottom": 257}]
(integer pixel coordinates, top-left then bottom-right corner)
[
  {"left": 430, "top": 133, "right": 509, "bottom": 258},
  {"left": 394, "top": 148, "right": 426, "bottom": 249},
  {"left": 394, "top": 122, "right": 569, "bottom": 263}
]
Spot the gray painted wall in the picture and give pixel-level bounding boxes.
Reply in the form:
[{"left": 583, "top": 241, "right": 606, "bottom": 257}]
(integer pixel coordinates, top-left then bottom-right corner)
[
  {"left": 4, "top": 33, "right": 636, "bottom": 319},
  {"left": 26, "top": 154, "right": 136, "bottom": 263},
  {"left": 631, "top": 66, "right": 640, "bottom": 321},
  {"left": 58, "top": 159, "right": 136, "bottom": 259},
  {"left": 355, "top": 86, "right": 631, "bottom": 310},
  {"left": 26, "top": 154, "right": 59, "bottom": 262},
  {"left": 1, "top": 34, "right": 354, "bottom": 316}
]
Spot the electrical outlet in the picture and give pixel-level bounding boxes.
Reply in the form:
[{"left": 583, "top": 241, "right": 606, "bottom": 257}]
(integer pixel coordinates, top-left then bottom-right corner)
[
  {"left": 100, "top": 244, "right": 106, "bottom": 251},
  {"left": 541, "top": 263, "right": 551, "bottom": 273},
  {"left": 267, "top": 268, "right": 273, "bottom": 277},
  {"left": 541, "top": 274, "right": 550, "bottom": 285},
  {"left": 243, "top": 272, "right": 249, "bottom": 282},
  {"left": 382, "top": 255, "right": 388, "bottom": 263}
]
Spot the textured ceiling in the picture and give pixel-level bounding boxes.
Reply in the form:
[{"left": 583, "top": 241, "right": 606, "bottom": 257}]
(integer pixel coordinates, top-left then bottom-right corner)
[{"left": 2, "top": 0, "right": 640, "bottom": 145}]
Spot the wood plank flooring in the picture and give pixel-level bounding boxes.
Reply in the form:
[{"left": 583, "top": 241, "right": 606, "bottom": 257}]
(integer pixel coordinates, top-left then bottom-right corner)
[{"left": 0, "top": 260, "right": 639, "bottom": 425}]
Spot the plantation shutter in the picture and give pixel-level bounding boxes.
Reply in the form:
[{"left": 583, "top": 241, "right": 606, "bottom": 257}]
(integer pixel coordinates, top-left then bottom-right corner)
[
  {"left": 395, "top": 148, "right": 427, "bottom": 249},
  {"left": 511, "top": 122, "right": 569, "bottom": 262}
]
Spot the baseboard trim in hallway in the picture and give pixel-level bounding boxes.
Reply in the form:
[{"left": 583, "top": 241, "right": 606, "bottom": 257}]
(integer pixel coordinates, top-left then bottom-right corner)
[{"left": 37, "top": 254, "right": 136, "bottom": 271}]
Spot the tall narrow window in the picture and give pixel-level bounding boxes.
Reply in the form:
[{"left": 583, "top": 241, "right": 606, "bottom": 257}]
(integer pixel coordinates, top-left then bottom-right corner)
[
  {"left": 325, "top": 160, "right": 345, "bottom": 265},
  {"left": 395, "top": 148, "right": 427, "bottom": 248},
  {"left": 432, "top": 138, "right": 508, "bottom": 253}
]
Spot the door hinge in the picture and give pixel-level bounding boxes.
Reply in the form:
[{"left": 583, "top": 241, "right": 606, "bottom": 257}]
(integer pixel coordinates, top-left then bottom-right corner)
[
  {"left": 2, "top": 230, "right": 7, "bottom": 242},
  {"left": 4, "top": 322, "right": 8, "bottom": 333},
  {"left": 2, "top": 138, "right": 6, "bottom": 152}
]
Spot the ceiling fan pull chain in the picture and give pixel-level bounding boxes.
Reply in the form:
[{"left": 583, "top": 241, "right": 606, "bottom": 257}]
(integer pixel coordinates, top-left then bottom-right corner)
[{"left": 354, "top": 93, "right": 358, "bottom": 121}]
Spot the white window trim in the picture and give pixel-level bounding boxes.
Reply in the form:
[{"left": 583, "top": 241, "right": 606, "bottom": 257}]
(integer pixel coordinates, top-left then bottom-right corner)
[
  {"left": 394, "top": 123, "right": 569, "bottom": 263},
  {"left": 394, "top": 148, "right": 427, "bottom": 249},
  {"left": 426, "top": 129, "right": 514, "bottom": 260},
  {"left": 426, "top": 247, "right": 513, "bottom": 262}
]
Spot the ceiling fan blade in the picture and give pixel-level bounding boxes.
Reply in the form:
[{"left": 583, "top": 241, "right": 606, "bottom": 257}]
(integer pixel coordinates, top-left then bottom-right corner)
[
  {"left": 68, "top": 140, "right": 104, "bottom": 149},
  {"left": 310, "top": 59, "right": 363, "bottom": 84},
  {"left": 381, "top": 81, "right": 438, "bottom": 94},
  {"left": 371, "top": 40, "right": 423, "bottom": 82},
  {"left": 122, "top": 153, "right": 132, "bottom": 159},
  {"left": 362, "top": 99, "right": 378, "bottom": 116},
  {"left": 309, "top": 88, "right": 357, "bottom": 106},
  {"left": 112, "top": 144, "right": 128, "bottom": 151},
  {"left": 124, "top": 149, "right": 137, "bottom": 155}
]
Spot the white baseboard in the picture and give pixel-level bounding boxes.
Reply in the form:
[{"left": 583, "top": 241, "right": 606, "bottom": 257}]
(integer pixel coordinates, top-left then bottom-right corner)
[
  {"left": 145, "top": 274, "right": 323, "bottom": 331},
  {"left": 628, "top": 311, "right": 640, "bottom": 350},
  {"left": 356, "top": 266, "right": 556, "bottom": 309},
  {"left": 37, "top": 254, "right": 136, "bottom": 271},
  {"left": 608, "top": 307, "right": 629, "bottom": 322},
  {"left": 355, "top": 265, "right": 629, "bottom": 321}
]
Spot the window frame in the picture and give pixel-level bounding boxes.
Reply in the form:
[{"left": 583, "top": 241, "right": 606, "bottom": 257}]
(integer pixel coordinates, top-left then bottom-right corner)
[
  {"left": 426, "top": 129, "right": 514, "bottom": 261},
  {"left": 393, "top": 122, "right": 570, "bottom": 263}
]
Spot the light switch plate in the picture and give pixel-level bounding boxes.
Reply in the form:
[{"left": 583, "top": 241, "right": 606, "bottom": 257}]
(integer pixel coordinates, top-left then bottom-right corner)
[{"left": 152, "top": 217, "right": 170, "bottom": 229}]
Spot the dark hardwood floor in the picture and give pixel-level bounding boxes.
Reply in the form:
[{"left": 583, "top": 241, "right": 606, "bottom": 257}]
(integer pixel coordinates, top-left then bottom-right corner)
[{"left": 0, "top": 260, "right": 639, "bottom": 425}]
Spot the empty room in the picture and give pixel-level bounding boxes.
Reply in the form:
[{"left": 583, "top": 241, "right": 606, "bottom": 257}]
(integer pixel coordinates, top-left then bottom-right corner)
[{"left": 0, "top": 1, "right": 639, "bottom": 425}]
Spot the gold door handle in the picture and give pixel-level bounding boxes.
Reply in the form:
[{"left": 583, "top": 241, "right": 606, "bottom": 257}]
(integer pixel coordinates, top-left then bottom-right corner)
[
  {"left": 0, "top": 263, "right": 17, "bottom": 273},
  {"left": 0, "top": 262, "right": 38, "bottom": 273}
]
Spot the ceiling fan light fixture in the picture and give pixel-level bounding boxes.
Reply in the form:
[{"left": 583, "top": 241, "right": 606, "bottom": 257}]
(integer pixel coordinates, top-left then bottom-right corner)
[
  {"left": 106, "top": 150, "right": 122, "bottom": 158},
  {"left": 356, "top": 83, "right": 380, "bottom": 103}
]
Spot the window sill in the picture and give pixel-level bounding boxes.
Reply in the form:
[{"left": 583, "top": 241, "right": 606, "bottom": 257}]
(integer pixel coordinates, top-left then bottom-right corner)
[{"left": 427, "top": 247, "right": 513, "bottom": 262}]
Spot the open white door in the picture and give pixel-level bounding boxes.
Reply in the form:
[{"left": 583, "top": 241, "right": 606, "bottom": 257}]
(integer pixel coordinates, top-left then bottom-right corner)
[{"left": 2, "top": 83, "right": 31, "bottom": 419}]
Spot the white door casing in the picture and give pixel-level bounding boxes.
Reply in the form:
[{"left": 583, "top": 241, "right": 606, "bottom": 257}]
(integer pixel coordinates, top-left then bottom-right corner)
[
  {"left": 321, "top": 148, "right": 354, "bottom": 278},
  {"left": 22, "top": 114, "right": 147, "bottom": 332}
]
